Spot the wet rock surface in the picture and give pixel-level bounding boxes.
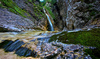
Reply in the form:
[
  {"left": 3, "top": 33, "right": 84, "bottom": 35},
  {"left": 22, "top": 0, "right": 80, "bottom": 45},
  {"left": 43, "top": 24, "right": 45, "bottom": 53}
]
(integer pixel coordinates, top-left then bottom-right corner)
[{"left": 0, "top": 31, "right": 95, "bottom": 59}]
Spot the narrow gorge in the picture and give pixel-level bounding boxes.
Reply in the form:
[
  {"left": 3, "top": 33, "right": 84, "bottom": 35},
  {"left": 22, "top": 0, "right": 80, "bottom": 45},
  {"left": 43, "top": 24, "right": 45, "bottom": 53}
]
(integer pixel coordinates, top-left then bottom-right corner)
[{"left": 0, "top": 0, "right": 100, "bottom": 59}]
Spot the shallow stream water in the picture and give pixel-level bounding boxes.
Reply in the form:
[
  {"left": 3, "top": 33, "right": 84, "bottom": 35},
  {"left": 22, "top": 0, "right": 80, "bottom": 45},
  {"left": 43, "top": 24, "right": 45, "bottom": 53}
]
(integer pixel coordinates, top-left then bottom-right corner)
[{"left": 0, "top": 30, "right": 94, "bottom": 59}]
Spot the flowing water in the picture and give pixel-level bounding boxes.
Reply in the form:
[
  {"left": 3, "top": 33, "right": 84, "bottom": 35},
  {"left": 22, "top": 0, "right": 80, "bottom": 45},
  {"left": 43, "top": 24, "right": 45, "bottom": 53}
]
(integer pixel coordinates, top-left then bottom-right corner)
[
  {"left": 43, "top": 8, "right": 54, "bottom": 31},
  {"left": 0, "top": 30, "right": 94, "bottom": 59}
]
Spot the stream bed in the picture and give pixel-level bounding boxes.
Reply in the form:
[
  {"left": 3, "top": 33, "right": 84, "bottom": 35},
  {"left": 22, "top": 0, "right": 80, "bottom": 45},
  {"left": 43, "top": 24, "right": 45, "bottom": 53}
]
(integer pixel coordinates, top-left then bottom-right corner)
[{"left": 0, "top": 30, "right": 96, "bottom": 59}]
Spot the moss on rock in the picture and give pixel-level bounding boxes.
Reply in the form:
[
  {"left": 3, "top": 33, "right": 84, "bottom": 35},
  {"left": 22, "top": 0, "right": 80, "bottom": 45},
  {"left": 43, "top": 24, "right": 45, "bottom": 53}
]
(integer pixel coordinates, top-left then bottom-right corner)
[
  {"left": 0, "top": 0, "right": 29, "bottom": 17},
  {"left": 50, "top": 28, "right": 100, "bottom": 58}
]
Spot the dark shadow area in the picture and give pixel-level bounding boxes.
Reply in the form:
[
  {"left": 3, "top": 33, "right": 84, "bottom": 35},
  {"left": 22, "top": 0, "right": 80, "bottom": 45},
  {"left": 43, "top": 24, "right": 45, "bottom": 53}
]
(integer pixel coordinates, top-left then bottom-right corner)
[
  {"left": 0, "top": 27, "right": 21, "bottom": 32},
  {"left": 0, "top": 40, "right": 37, "bottom": 57},
  {"left": 0, "top": 27, "right": 10, "bottom": 32}
]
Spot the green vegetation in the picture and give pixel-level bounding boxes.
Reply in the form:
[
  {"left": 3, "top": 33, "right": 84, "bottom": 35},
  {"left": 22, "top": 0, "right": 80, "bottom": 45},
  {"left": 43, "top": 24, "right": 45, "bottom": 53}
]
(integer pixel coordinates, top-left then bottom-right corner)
[
  {"left": 0, "top": 0, "right": 46, "bottom": 20},
  {"left": 33, "top": 3, "right": 45, "bottom": 19},
  {"left": 50, "top": 28, "right": 100, "bottom": 59},
  {"left": 40, "top": 0, "right": 46, "bottom": 6},
  {"left": 38, "top": 0, "right": 56, "bottom": 19},
  {"left": 28, "top": 0, "right": 32, "bottom": 2},
  {"left": 0, "top": 0, "right": 30, "bottom": 17},
  {"left": 51, "top": 0, "right": 57, "bottom": 4},
  {"left": 0, "top": 2, "right": 3, "bottom": 7},
  {"left": 44, "top": 5, "right": 55, "bottom": 19}
]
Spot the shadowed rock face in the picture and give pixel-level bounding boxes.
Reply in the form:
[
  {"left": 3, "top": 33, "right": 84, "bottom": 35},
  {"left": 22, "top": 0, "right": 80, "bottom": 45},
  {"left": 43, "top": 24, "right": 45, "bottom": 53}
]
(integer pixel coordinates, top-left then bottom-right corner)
[
  {"left": 51, "top": 0, "right": 100, "bottom": 30},
  {"left": 0, "top": 27, "right": 10, "bottom": 32},
  {"left": 0, "top": 8, "right": 34, "bottom": 31}
]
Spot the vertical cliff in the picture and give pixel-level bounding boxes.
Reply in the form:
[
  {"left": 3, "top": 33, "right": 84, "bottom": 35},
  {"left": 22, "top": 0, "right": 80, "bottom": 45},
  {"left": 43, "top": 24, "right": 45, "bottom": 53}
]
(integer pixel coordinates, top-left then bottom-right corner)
[
  {"left": 0, "top": 0, "right": 100, "bottom": 31},
  {"left": 51, "top": 0, "right": 100, "bottom": 30}
]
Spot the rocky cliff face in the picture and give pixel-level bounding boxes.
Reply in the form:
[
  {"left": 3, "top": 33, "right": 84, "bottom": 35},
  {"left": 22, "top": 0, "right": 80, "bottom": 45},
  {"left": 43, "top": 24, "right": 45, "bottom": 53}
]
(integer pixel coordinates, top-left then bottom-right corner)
[
  {"left": 0, "top": 0, "right": 100, "bottom": 31},
  {"left": 0, "top": 8, "right": 34, "bottom": 31},
  {"left": 0, "top": 0, "right": 47, "bottom": 31},
  {"left": 52, "top": 0, "right": 100, "bottom": 30},
  {"left": 12, "top": 0, "right": 46, "bottom": 27}
]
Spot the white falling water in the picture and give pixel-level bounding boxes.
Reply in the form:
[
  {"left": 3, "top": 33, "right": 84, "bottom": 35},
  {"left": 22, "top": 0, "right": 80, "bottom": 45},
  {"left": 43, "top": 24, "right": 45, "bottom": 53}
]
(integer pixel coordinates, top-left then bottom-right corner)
[{"left": 43, "top": 8, "right": 54, "bottom": 31}]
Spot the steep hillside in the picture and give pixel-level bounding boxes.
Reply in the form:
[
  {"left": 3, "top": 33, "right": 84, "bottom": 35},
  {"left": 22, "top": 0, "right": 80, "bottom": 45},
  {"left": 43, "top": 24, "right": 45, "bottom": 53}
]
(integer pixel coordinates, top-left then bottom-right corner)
[{"left": 0, "top": 0, "right": 47, "bottom": 31}]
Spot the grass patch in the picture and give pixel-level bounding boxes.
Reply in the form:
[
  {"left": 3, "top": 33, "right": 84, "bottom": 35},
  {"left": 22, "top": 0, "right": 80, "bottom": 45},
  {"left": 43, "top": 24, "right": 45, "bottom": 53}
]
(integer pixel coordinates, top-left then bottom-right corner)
[{"left": 49, "top": 28, "right": 100, "bottom": 59}]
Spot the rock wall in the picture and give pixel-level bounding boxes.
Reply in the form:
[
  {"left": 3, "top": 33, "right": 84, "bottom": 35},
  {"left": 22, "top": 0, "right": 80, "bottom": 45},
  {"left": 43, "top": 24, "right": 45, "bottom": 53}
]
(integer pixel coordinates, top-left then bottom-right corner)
[
  {"left": 12, "top": 0, "right": 46, "bottom": 26},
  {"left": 0, "top": 0, "right": 100, "bottom": 31},
  {"left": 52, "top": 0, "right": 100, "bottom": 30},
  {"left": 0, "top": 0, "right": 47, "bottom": 31},
  {"left": 0, "top": 8, "right": 34, "bottom": 31}
]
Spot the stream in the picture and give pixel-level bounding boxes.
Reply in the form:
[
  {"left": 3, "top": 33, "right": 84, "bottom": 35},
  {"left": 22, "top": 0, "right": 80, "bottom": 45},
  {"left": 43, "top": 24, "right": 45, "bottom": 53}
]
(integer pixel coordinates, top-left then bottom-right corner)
[
  {"left": 0, "top": 8, "right": 96, "bottom": 59},
  {"left": 0, "top": 30, "right": 94, "bottom": 59}
]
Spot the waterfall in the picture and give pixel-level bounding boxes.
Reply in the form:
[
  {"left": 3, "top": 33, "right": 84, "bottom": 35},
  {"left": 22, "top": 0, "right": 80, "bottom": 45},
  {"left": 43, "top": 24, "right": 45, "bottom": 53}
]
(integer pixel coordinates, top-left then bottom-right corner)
[{"left": 43, "top": 8, "right": 54, "bottom": 31}]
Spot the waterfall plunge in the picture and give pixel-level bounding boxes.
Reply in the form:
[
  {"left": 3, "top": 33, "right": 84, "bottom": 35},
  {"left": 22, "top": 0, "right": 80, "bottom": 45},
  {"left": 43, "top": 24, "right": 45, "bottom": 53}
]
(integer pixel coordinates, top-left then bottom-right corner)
[{"left": 43, "top": 8, "right": 54, "bottom": 31}]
